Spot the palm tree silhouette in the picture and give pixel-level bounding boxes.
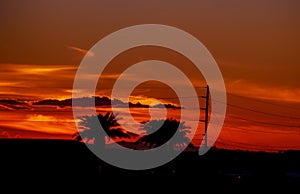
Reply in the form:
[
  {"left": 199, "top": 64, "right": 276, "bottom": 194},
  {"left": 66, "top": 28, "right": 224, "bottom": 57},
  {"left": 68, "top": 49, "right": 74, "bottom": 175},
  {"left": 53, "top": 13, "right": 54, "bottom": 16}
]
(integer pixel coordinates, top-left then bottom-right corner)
[
  {"left": 73, "top": 112, "right": 130, "bottom": 149},
  {"left": 135, "top": 118, "right": 191, "bottom": 150}
]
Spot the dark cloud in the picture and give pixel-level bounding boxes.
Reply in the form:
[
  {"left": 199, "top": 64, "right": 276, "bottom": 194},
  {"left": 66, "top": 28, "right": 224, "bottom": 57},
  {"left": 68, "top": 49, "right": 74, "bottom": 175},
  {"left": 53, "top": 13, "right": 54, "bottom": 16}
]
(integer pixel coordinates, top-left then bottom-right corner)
[{"left": 32, "top": 96, "right": 181, "bottom": 109}]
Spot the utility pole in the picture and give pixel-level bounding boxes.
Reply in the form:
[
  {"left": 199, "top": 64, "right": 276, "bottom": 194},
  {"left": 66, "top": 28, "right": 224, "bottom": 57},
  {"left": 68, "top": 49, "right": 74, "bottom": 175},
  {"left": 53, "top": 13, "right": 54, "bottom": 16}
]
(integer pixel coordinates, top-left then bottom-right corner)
[{"left": 200, "top": 85, "right": 210, "bottom": 149}]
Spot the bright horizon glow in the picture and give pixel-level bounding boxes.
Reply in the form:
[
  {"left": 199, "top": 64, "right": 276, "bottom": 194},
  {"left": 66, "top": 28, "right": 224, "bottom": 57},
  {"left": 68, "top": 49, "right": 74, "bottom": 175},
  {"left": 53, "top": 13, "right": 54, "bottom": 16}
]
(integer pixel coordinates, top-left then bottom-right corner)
[{"left": 0, "top": 93, "right": 300, "bottom": 152}]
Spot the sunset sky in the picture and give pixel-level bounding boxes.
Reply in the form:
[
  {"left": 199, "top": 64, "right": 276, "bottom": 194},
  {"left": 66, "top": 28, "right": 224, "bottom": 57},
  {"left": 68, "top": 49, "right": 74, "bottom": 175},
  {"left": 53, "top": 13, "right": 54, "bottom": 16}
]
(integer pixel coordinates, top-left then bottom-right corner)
[{"left": 0, "top": 0, "right": 299, "bottom": 152}]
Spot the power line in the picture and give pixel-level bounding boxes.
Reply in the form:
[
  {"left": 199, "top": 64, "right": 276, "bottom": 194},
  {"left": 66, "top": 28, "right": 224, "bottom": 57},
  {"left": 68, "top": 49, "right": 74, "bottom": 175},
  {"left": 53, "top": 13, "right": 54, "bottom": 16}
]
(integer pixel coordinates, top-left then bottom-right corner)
[
  {"left": 217, "top": 138, "right": 300, "bottom": 149},
  {"left": 214, "top": 141, "right": 277, "bottom": 152},
  {"left": 227, "top": 93, "right": 300, "bottom": 111},
  {"left": 225, "top": 115, "right": 300, "bottom": 129},
  {"left": 221, "top": 123, "right": 299, "bottom": 135},
  {"left": 192, "top": 138, "right": 300, "bottom": 151},
  {"left": 128, "top": 93, "right": 300, "bottom": 120},
  {"left": 209, "top": 107, "right": 300, "bottom": 138},
  {"left": 209, "top": 112, "right": 300, "bottom": 136},
  {"left": 212, "top": 100, "right": 300, "bottom": 120}
]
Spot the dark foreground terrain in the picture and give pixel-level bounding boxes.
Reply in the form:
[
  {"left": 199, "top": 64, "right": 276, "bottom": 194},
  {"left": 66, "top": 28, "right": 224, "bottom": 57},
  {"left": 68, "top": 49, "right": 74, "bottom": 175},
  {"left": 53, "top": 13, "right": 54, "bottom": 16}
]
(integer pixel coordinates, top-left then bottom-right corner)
[{"left": 1, "top": 139, "right": 299, "bottom": 193}]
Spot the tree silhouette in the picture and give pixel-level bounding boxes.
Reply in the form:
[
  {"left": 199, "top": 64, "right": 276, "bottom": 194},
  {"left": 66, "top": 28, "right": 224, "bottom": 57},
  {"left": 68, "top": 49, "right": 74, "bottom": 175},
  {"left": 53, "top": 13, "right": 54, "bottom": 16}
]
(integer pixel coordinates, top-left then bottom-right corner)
[
  {"left": 135, "top": 118, "right": 191, "bottom": 150},
  {"left": 72, "top": 112, "right": 130, "bottom": 148}
]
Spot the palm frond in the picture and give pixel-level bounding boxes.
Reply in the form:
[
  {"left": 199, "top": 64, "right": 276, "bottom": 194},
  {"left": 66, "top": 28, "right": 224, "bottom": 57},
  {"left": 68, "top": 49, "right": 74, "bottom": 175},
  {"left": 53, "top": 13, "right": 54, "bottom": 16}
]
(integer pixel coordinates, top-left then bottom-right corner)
[{"left": 72, "top": 112, "right": 130, "bottom": 144}]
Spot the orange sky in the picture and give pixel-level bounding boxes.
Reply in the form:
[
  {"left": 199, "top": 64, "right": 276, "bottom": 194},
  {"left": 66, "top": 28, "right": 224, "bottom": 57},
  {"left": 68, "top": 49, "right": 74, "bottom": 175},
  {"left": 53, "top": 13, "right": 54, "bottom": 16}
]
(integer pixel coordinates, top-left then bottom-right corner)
[{"left": 0, "top": 0, "right": 299, "bottom": 152}]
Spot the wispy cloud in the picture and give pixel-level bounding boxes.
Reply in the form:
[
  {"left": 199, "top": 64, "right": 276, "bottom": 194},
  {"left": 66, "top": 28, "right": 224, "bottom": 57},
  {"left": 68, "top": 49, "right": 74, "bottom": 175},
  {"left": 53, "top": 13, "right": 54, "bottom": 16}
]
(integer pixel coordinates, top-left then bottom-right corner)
[
  {"left": 0, "top": 64, "right": 77, "bottom": 75},
  {"left": 66, "top": 45, "right": 94, "bottom": 57},
  {"left": 100, "top": 74, "right": 120, "bottom": 79},
  {"left": 226, "top": 79, "right": 300, "bottom": 103},
  {"left": 0, "top": 124, "right": 72, "bottom": 139},
  {"left": 27, "top": 114, "right": 76, "bottom": 123},
  {"left": 0, "top": 82, "right": 22, "bottom": 87},
  {"left": 0, "top": 64, "right": 78, "bottom": 99},
  {"left": 17, "top": 67, "right": 70, "bottom": 74}
]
